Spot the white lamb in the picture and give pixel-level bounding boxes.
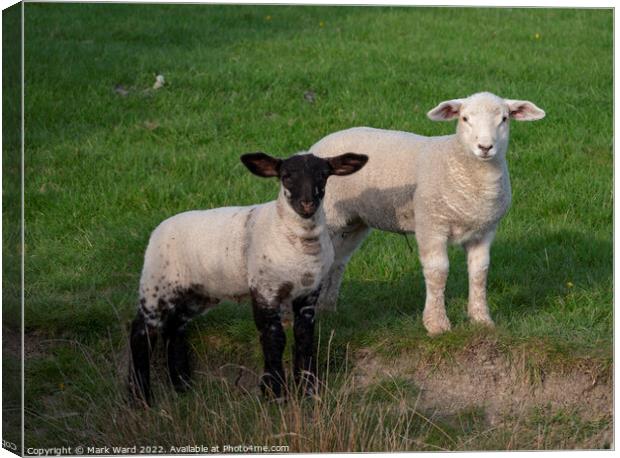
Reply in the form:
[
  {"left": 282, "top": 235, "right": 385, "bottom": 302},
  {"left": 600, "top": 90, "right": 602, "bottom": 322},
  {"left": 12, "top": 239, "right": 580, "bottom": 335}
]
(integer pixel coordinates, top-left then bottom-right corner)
[
  {"left": 309, "top": 92, "right": 545, "bottom": 335},
  {"left": 129, "top": 151, "right": 368, "bottom": 405}
]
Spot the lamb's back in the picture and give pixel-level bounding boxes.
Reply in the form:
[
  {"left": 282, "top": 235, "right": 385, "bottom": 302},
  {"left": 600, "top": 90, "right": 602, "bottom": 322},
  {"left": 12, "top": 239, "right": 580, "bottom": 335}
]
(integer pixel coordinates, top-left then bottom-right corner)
[
  {"left": 140, "top": 205, "right": 261, "bottom": 300},
  {"left": 310, "top": 127, "right": 445, "bottom": 233}
]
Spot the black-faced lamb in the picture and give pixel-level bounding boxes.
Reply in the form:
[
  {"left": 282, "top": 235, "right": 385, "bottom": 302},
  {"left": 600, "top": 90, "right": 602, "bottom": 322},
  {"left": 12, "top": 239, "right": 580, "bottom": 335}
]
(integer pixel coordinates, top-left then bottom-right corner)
[
  {"left": 309, "top": 92, "right": 545, "bottom": 335},
  {"left": 129, "top": 151, "right": 368, "bottom": 405}
]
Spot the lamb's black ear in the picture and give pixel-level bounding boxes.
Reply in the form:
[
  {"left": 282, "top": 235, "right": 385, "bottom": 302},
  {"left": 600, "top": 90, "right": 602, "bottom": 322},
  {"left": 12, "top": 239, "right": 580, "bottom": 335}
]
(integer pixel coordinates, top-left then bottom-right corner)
[
  {"left": 240, "top": 152, "right": 281, "bottom": 178},
  {"left": 327, "top": 153, "right": 369, "bottom": 176}
]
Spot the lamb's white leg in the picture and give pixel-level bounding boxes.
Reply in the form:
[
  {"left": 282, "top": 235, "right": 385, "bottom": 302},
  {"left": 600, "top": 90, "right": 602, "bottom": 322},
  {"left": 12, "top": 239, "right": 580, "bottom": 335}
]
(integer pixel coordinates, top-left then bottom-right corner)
[
  {"left": 317, "top": 262, "right": 346, "bottom": 311},
  {"left": 464, "top": 230, "right": 496, "bottom": 326},
  {"left": 417, "top": 232, "right": 451, "bottom": 336},
  {"left": 317, "top": 225, "right": 371, "bottom": 311}
]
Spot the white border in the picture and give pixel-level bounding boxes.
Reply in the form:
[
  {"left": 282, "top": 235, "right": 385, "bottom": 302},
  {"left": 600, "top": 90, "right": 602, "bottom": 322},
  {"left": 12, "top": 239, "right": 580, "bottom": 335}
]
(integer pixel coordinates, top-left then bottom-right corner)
[{"left": 0, "top": 1, "right": 615, "bottom": 458}]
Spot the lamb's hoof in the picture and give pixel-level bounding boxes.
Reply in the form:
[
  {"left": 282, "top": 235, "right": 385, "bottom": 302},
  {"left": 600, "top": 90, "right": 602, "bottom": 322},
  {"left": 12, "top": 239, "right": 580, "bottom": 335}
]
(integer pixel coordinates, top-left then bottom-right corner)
[
  {"left": 127, "top": 377, "right": 152, "bottom": 408},
  {"left": 127, "top": 387, "right": 152, "bottom": 409},
  {"left": 470, "top": 314, "right": 495, "bottom": 328},
  {"left": 172, "top": 378, "right": 192, "bottom": 394},
  {"left": 130, "top": 397, "right": 152, "bottom": 409},
  {"left": 259, "top": 373, "right": 286, "bottom": 401},
  {"left": 295, "top": 372, "right": 318, "bottom": 398},
  {"left": 423, "top": 312, "right": 452, "bottom": 336}
]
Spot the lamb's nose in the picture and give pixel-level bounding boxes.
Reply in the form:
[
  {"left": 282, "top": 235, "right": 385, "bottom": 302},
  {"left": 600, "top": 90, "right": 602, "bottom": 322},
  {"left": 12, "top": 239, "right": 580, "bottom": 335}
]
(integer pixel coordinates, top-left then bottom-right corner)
[
  {"left": 478, "top": 144, "right": 493, "bottom": 153},
  {"left": 301, "top": 201, "right": 315, "bottom": 212}
]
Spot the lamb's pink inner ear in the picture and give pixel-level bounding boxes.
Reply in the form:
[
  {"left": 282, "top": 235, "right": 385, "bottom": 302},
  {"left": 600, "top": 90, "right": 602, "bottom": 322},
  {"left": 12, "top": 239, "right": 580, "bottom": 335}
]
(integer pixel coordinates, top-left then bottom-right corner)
[
  {"left": 427, "top": 100, "right": 463, "bottom": 121},
  {"left": 506, "top": 100, "right": 545, "bottom": 121},
  {"left": 328, "top": 153, "right": 369, "bottom": 176}
]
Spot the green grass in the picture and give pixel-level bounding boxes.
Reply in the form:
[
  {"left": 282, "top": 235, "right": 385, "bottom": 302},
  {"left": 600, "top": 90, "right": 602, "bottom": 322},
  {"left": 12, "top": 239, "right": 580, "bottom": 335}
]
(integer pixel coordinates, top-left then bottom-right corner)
[{"left": 9, "top": 3, "right": 612, "bottom": 452}]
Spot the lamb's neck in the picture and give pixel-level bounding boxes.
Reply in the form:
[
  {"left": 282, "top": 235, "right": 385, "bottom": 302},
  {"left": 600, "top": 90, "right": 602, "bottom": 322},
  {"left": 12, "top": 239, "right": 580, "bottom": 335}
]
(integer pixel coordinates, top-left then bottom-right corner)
[
  {"left": 448, "top": 136, "right": 508, "bottom": 187},
  {"left": 274, "top": 196, "right": 326, "bottom": 240}
]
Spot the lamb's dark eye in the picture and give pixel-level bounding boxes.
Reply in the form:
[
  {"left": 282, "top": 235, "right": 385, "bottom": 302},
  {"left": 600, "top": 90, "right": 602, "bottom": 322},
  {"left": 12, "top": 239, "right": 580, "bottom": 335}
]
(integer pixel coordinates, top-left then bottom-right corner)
[
  {"left": 462, "top": 116, "right": 468, "bottom": 123},
  {"left": 281, "top": 175, "right": 293, "bottom": 187},
  {"left": 502, "top": 116, "right": 508, "bottom": 123}
]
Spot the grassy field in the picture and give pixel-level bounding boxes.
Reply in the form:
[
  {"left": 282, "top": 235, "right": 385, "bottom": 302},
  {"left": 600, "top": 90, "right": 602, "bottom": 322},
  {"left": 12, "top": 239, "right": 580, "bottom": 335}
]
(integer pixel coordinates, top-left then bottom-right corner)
[{"left": 5, "top": 3, "right": 612, "bottom": 452}]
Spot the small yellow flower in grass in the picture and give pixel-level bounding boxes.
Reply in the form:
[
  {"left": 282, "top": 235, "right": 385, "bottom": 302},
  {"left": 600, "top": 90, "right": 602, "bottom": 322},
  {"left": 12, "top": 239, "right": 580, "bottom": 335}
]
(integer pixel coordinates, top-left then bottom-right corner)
[
  {"left": 265, "top": 15, "right": 272, "bottom": 22},
  {"left": 567, "top": 281, "right": 574, "bottom": 289},
  {"left": 534, "top": 32, "right": 541, "bottom": 40},
  {"left": 319, "top": 21, "right": 325, "bottom": 28},
  {"left": 59, "top": 383, "right": 65, "bottom": 390}
]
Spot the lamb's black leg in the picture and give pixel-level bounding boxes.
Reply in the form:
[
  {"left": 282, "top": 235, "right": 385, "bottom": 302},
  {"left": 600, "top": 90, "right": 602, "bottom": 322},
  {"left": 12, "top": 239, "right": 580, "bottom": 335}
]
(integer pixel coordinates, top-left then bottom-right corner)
[
  {"left": 292, "top": 287, "right": 320, "bottom": 397},
  {"left": 163, "top": 313, "right": 191, "bottom": 393},
  {"left": 251, "top": 290, "right": 286, "bottom": 399},
  {"left": 129, "top": 312, "right": 157, "bottom": 406}
]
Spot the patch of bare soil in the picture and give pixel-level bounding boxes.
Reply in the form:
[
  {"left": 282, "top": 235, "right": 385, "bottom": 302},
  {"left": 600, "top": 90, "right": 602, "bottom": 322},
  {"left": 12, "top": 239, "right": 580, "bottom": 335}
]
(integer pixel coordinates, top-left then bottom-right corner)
[{"left": 353, "top": 340, "right": 611, "bottom": 440}]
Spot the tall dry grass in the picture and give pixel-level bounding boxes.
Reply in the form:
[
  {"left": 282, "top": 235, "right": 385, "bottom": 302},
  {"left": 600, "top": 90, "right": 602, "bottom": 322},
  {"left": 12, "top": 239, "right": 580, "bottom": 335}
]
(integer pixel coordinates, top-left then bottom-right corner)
[
  {"left": 25, "top": 321, "right": 611, "bottom": 452},
  {"left": 26, "top": 326, "right": 449, "bottom": 452}
]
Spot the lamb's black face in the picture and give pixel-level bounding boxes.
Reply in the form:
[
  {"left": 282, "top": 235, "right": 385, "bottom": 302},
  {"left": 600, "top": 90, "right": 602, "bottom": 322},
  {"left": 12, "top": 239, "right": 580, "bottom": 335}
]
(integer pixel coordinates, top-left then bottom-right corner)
[
  {"left": 240, "top": 151, "right": 369, "bottom": 219},
  {"left": 279, "top": 155, "right": 331, "bottom": 218}
]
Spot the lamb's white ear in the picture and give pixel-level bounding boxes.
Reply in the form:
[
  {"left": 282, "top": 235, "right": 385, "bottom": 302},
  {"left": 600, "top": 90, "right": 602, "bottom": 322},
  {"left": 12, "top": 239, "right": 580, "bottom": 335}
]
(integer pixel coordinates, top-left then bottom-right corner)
[
  {"left": 505, "top": 99, "right": 545, "bottom": 121},
  {"left": 427, "top": 99, "right": 464, "bottom": 121}
]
